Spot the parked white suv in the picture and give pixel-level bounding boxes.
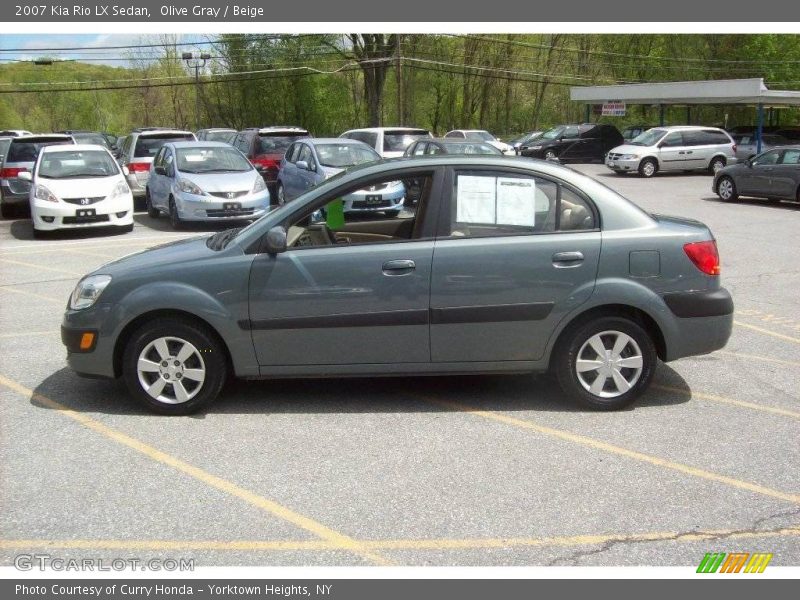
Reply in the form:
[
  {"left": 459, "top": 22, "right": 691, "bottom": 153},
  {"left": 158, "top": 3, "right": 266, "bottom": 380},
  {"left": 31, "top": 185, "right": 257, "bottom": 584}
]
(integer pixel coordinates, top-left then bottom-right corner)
[
  {"left": 339, "top": 127, "right": 432, "bottom": 158},
  {"left": 606, "top": 126, "right": 737, "bottom": 177}
]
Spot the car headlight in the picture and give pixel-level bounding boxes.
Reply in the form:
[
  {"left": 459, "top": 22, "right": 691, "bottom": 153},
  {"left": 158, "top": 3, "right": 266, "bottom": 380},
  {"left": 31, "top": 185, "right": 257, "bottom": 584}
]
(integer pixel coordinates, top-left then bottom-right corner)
[
  {"left": 34, "top": 184, "right": 59, "bottom": 203},
  {"left": 619, "top": 154, "right": 638, "bottom": 160},
  {"left": 109, "top": 181, "right": 130, "bottom": 199},
  {"left": 69, "top": 275, "right": 112, "bottom": 310},
  {"left": 527, "top": 145, "right": 543, "bottom": 150},
  {"left": 177, "top": 178, "right": 205, "bottom": 196},
  {"left": 252, "top": 176, "right": 267, "bottom": 193}
]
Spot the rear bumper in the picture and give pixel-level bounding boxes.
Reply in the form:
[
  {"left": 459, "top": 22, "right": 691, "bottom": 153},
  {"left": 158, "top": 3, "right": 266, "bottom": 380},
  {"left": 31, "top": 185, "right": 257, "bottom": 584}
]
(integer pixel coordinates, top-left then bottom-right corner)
[
  {"left": 662, "top": 288, "right": 734, "bottom": 361},
  {"left": 663, "top": 288, "right": 734, "bottom": 318}
]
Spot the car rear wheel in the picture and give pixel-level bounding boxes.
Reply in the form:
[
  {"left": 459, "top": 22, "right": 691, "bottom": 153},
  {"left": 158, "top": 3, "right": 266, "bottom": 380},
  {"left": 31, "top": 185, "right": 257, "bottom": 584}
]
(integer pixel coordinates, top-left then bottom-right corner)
[
  {"left": 122, "top": 318, "right": 227, "bottom": 415},
  {"left": 554, "top": 316, "right": 657, "bottom": 410},
  {"left": 717, "top": 176, "right": 738, "bottom": 202},
  {"left": 276, "top": 183, "right": 286, "bottom": 206},
  {"left": 709, "top": 156, "right": 726, "bottom": 174},
  {"left": 638, "top": 158, "right": 658, "bottom": 178},
  {"left": 169, "top": 197, "right": 183, "bottom": 230},
  {"left": 544, "top": 149, "right": 558, "bottom": 161},
  {"left": 145, "top": 189, "right": 159, "bottom": 218}
]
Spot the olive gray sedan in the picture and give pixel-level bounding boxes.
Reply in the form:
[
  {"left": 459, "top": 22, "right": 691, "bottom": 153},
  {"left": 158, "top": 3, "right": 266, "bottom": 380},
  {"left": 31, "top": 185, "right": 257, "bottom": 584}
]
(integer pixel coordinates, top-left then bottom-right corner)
[
  {"left": 714, "top": 146, "right": 800, "bottom": 203},
  {"left": 62, "top": 156, "right": 733, "bottom": 415}
]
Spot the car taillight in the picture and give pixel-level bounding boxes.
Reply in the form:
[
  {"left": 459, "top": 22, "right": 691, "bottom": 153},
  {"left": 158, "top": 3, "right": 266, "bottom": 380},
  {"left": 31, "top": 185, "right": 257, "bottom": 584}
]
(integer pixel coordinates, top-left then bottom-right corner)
[
  {"left": 1, "top": 167, "right": 26, "bottom": 178},
  {"left": 127, "top": 162, "right": 150, "bottom": 173},
  {"left": 683, "top": 240, "right": 721, "bottom": 276},
  {"left": 251, "top": 155, "right": 280, "bottom": 170}
]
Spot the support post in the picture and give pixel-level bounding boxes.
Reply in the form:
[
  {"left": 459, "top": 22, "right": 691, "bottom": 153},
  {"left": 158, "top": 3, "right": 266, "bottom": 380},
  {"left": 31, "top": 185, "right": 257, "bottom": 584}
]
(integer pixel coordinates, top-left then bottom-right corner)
[
  {"left": 756, "top": 103, "right": 764, "bottom": 154},
  {"left": 686, "top": 106, "right": 691, "bottom": 125},
  {"left": 659, "top": 105, "right": 665, "bottom": 126},
  {"left": 585, "top": 104, "right": 590, "bottom": 123}
]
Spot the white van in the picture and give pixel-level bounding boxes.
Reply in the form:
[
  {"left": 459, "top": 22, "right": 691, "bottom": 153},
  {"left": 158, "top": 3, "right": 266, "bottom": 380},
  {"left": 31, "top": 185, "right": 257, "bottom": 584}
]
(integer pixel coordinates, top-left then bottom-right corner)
[
  {"left": 606, "top": 126, "right": 737, "bottom": 177},
  {"left": 339, "top": 127, "right": 432, "bottom": 158}
]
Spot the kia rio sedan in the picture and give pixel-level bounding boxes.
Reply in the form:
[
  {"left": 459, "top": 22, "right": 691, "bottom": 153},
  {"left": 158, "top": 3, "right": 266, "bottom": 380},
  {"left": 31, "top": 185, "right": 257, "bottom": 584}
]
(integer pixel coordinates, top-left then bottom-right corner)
[{"left": 62, "top": 156, "right": 733, "bottom": 415}]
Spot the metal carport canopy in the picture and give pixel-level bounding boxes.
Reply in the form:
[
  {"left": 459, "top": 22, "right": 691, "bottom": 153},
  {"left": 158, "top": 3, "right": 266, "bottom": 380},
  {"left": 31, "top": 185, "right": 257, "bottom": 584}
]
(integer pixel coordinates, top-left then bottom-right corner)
[{"left": 570, "top": 78, "right": 800, "bottom": 106}]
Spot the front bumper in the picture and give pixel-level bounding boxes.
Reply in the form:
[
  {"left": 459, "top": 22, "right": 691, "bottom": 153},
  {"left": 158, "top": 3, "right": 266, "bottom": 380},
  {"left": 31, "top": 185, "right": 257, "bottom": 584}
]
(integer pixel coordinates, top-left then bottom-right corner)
[
  {"left": 31, "top": 196, "right": 134, "bottom": 231},
  {"left": 174, "top": 190, "right": 271, "bottom": 221},
  {"left": 341, "top": 187, "right": 405, "bottom": 213},
  {"left": 62, "top": 303, "right": 117, "bottom": 379},
  {"left": 605, "top": 156, "right": 642, "bottom": 172}
]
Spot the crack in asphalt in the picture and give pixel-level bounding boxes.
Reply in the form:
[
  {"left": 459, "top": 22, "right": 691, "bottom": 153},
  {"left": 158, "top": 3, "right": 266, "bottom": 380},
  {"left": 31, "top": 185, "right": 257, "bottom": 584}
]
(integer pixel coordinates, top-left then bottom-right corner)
[{"left": 546, "top": 507, "right": 800, "bottom": 566}]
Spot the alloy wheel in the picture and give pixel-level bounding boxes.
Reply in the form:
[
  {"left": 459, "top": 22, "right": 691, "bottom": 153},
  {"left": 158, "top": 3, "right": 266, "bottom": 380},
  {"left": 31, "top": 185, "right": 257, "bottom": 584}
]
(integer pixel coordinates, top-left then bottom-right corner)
[
  {"left": 136, "top": 336, "right": 206, "bottom": 404},
  {"left": 575, "top": 330, "right": 644, "bottom": 399}
]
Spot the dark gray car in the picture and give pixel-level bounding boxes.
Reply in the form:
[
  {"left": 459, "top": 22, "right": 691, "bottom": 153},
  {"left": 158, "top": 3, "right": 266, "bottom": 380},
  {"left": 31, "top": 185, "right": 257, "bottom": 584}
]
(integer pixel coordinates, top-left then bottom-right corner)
[
  {"left": 62, "top": 156, "right": 733, "bottom": 415},
  {"left": 714, "top": 146, "right": 800, "bottom": 203}
]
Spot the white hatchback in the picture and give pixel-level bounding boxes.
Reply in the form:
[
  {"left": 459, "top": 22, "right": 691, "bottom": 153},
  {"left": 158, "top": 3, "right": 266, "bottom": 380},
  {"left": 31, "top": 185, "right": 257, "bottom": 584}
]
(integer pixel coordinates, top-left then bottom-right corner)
[{"left": 26, "top": 144, "right": 134, "bottom": 237}]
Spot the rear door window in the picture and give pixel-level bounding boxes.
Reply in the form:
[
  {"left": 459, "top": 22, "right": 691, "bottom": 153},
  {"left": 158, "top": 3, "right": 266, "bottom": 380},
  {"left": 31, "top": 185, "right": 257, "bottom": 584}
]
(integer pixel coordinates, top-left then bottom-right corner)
[{"left": 256, "top": 132, "right": 308, "bottom": 155}]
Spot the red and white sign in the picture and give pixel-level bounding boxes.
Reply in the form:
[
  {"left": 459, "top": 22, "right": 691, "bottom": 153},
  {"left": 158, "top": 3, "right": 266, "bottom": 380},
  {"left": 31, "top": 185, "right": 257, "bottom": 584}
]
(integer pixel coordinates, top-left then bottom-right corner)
[{"left": 602, "top": 101, "right": 626, "bottom": 116}]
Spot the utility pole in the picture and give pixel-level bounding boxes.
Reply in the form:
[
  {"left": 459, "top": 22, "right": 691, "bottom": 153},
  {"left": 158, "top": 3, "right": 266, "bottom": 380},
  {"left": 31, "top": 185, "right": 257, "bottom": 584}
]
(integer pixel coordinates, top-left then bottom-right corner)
[
  {"left": 396, "top": 35, "right": 404, "bottom": 126},
  {"left": 182, "top": 52, "right": 210, "bottom": 130}
]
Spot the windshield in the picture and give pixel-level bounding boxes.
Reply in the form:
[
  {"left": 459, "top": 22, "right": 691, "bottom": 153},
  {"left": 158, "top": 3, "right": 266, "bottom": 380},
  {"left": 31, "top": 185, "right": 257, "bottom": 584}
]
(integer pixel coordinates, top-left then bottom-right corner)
[
  {"left": 383, "top": 130, "right": 430, "bottom": 152},
  {"left": 257, "top": 134, "right": 307, "bottom": 155},
  {"left": 72, "top": 133, "right": 110, "bottom": 148},
  {"left": 442, "top": 142, "right": 502, "bottom": 155},
  {"left": 204, "top": 130, "right": 235, "bottom": 143},
  {"left": 464, "top": 131, "right": 495, "bottom": 142},
  {"left": 38, "top": 150, "right": 119, "bottom": 179},
  {"left": 629, "top": 128, "right": 667, "bottom": 146},
  {"left": 176, "top": 146, "right": 253, "bottom": 173},
  {"left": 540, "top": 126, "right": 566, "bottom": 140},
  {"left": 134, "top": 134, "right": 194, "bottom": 158},
  {"left": 315, "top": 143, "right": 380, "bottom": 168}
]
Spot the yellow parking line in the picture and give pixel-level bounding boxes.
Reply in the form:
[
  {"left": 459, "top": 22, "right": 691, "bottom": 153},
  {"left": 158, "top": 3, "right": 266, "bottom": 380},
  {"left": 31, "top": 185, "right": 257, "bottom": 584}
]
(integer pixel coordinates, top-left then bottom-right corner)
[
  {"left": 419, "top": 396, "right": 800, "bottom": 506},
  {"left": 718, "top": 350, "right": 800, "bottom": 368},
  {"left": 2, "top": 525, "right": 798, "bottom": 553},
  {"left": 0, "top": 374, "right": 392, "bottom": 566},
  {"left": 0, "top": 330, "right": 57, "bottom": 339},
  {"left": 652, "top": 384, "right": 800, "bottom": 421},
  {"left": 0, "top": 285, "right": 63, "bottom": 303},
  {"left": 735, "top": 320, "right": 800, "bottom": 345},
  {"left": 0, "top": 257, "right": 83, "bottom": 277}
]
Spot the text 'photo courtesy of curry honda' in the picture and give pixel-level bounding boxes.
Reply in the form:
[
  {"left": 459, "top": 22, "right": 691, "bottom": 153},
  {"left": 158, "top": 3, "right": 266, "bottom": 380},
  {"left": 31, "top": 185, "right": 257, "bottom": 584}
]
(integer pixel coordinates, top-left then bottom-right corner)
[{"left": 61, "top": 156, "right": 733, "bottom": 415}]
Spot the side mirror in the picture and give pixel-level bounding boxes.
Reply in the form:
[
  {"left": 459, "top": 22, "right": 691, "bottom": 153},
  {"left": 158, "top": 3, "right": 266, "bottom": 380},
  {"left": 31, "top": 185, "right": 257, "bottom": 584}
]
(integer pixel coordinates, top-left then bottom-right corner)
[
  {"left": 265, "top": 225, "right": 287, "bottom": 254},
  {"left": 154, "top": 166, "right": 166, "bottom": 176},
  {"left": 657, "top": 142, "right": 666, "bottom": 149},
  {"left": 296, "top": 160, "right": 310, "bottom": 171},
  {"left": 747, "top": 159, "right": 754, "bottom": 168},
  {"left": 17, "top": 171, "right": 32, "bottom": 182},
  {"left": 121, "top": 165, "right": 130, "bottom": 176}
]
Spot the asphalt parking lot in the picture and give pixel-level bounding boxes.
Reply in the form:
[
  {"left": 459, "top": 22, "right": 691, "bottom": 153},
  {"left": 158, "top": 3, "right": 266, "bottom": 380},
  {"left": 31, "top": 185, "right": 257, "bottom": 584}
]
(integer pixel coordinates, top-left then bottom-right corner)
[{"left": 0, "top": 164, "right": 798, "bottom": 568}]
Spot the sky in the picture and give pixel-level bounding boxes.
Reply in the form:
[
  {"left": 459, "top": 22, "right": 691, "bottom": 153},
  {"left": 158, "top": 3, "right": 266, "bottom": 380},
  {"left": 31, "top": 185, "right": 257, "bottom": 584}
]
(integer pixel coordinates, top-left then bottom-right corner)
[{"left": 0, "top": 34, "right": 213, "bottom": 67}]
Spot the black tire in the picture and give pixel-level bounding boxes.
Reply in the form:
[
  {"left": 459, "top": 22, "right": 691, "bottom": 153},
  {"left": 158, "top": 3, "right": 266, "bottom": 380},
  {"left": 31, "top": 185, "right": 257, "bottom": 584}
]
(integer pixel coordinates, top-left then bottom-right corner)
[
  {"left": 709, "top": 156, "right": 726, "bottom": 174},
  {"left": 554, "top": 316, "right": 658, "bottom": 411},
  {"left": 1, "top": 203, "right": 16, "bottom": 219},
  {"left": 122, "top": 317, "right": 227, "bottom": 415},
  {"left": 613, "top": 171, "right": 627, "bottom": 176},
  {"left": 716, "top": 176, "right": 738, "bottom": 202},
  {"left": 145, "top": 189, "right": 159, "bottom": 219},
  {"left": 384, "top": 210, "right": 400, "bottom": 218},
  {"left": 169, "top": 197, "right": 184, "bottom": 230},
  {"left": 276, "top": 182, "right": 286, "bottom": 206},
  {"left": 544, "top": 149, "right": 558, "bottom": 161},
  {"left": 638, "top": 158, "right": 658, "bottom": 178}
]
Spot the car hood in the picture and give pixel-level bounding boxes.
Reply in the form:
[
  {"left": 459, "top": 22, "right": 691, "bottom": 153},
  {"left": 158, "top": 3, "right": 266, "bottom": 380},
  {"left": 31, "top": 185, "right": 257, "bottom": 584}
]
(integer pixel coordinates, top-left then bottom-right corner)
[
  {"left": 320, "top": 165, "right": 345, "bottom": 179},
  {"left": 487, "top": 140, "right": 511, "bottom": 152},
  {"left": 177, "top": 170, "right": 257, "bottom": 192},
  {"left": 92, "top": 235, "right": 218, "bottom": 278},
  {"left": 609, "top": 144, "right": 648, "bottom": 154},
  {"left": 38, "top": 175, "right": 124, "bottom": 198}
]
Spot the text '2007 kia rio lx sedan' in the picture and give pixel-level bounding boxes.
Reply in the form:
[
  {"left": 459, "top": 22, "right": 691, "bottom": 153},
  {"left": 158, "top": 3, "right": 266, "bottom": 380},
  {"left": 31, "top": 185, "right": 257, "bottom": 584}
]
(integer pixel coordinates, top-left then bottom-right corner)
[{"left": 62, "top": 156, "right": 733, "bottom": 415}]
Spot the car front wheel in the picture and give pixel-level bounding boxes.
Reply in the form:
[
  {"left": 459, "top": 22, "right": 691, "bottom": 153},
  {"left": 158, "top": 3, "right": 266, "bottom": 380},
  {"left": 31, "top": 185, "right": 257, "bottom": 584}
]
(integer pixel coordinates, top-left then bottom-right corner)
[
  {"left": 122, "top": 317, "right": 227, "bottom": 415},
  {"left": 145, "top": 189, "right": 159, "bottom": 218},
  {"left": 169, "top": 197, "right": 184, "bottom": 230},
  {"left": 554, "top": 316, "right": 657, "bottom": 410},
  {"left": 276, "top": 183, "right": 286, "bottom": 206},
  {"left": 638, "top": 158, "right": 658, "bottom": 178},
  {"left": 717, "top": 176, "right": 738, "bottom": 202}
]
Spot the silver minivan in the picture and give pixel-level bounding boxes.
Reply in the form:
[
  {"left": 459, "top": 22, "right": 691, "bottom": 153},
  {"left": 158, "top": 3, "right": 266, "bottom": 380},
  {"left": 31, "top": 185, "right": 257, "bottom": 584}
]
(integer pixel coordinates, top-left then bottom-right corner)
[{"left": 606, "top": 126, "right": 737, "bottom": 178}]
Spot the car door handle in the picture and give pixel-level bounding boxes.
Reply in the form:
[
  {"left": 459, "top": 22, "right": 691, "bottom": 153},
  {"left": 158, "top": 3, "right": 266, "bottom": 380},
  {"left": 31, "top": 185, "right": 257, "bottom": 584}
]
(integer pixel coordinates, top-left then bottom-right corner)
[
  {"left": 382, "top": 259, "right": 416, "bottom": 275},
  {"left": 686, "top": 151, "right": 693, "bottom": 154},
  {"left": 552, "top": 251, "right": 584, "bottom": 267},
  {"left": 678, "top": 151, "right": 685, "bottom": 154}
]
